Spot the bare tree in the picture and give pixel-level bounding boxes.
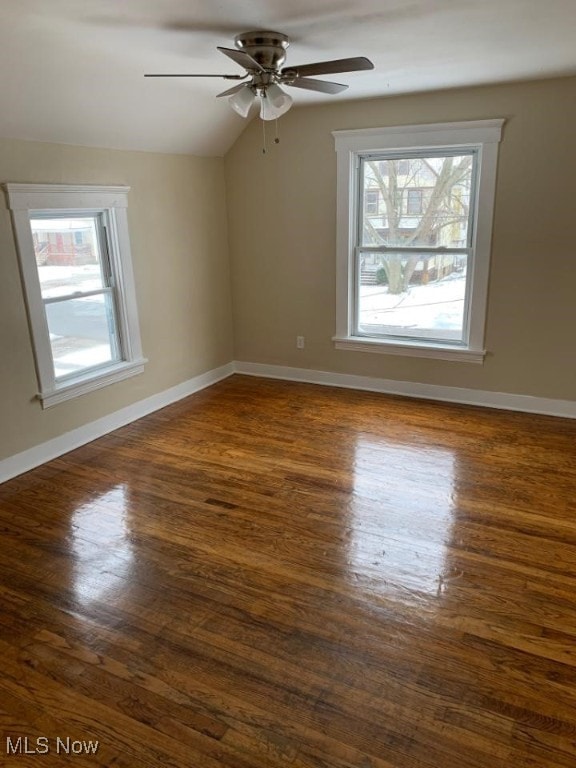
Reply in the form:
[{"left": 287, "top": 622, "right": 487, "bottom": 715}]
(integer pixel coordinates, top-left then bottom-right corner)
[{"left": 364, "top": 156, "right": 472, "bottom": 294}]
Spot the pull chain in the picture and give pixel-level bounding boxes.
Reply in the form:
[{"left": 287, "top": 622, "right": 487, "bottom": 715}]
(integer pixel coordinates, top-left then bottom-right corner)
[{"left": 261, "top": 115, "right": 281, "bottom": 154}]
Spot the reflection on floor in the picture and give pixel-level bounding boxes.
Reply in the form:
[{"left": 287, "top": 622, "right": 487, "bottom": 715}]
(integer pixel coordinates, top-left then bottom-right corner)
[{"left": 1, "top": 374, "right": 576, "bottom": 767}]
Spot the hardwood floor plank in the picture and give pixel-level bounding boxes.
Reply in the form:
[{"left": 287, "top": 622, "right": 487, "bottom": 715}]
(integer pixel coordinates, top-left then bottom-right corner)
[{"left": 2, "top": 375, "right": 576, "bottom": 766}]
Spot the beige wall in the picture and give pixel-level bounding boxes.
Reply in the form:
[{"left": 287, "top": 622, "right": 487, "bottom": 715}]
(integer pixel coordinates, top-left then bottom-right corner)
[
  {"left": 0, "top": 138, "right": 233, "bottom": 460},
  {"left": 225, "top": 76, "right": 576, "bottom": 401},
  {"left": 2, "top": 75, "right": 575, "bottom": 465}
]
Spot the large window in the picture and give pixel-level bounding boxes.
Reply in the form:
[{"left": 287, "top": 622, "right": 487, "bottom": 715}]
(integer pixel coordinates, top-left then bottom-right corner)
[
  {"left": 6, "top": 184, "right": 146, "bottom": 407},
  {"left": 333, "top": 121, "right": 504, "bottom": 362}
]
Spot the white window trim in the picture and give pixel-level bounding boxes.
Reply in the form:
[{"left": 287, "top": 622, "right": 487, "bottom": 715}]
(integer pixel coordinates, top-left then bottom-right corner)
[
  {"left": 5, "top": 184, "right": 146, "bottom": 407},
  {"left": 332, "top": 120, "right": 504, "bottom": 362}
]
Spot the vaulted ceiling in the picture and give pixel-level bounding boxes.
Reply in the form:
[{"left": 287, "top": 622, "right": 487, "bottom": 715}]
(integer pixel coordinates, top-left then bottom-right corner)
[{"left": 1, "top": 0, "right": 575, "bottom": 157}]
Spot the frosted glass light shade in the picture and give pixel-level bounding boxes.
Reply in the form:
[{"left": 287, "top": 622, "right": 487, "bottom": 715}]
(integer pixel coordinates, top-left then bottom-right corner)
[
  {"left": 229, "top": 86, "right": 256, "bottom": 118},
  {"left": 260, "top": 84, "right": 293, "bottom": 121}
]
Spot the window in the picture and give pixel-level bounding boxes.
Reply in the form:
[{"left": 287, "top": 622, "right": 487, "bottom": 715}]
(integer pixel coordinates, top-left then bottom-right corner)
[
  {"left": 406, "top": 188, "right": 424, "bottom": 215},
  {"left": 379, "top": 158, "right": 410, "bottom": 176},
  {"left": 6, "top": 184, "right": 146, "bottom": 407},
  {"left": 364, "top": 190, "right": 380, "bottom": 215},
  {"left": 332, "top": 120, "right": 504, "bottom": 362}
]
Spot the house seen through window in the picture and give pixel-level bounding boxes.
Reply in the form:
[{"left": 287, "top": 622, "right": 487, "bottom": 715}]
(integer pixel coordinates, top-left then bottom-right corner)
[{"left": 359, "top": 151, "right": 475, "bottom": 343}]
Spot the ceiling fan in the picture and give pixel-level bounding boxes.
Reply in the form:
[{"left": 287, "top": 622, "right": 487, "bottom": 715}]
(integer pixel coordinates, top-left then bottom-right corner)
[{"left": 145, "top": 31, "right": 374, "bottom": 121}]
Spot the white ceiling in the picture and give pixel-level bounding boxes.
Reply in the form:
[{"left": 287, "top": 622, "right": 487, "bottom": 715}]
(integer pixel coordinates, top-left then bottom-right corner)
[{"left": 1, "top": 0, "right": 575, "bottom": 157}]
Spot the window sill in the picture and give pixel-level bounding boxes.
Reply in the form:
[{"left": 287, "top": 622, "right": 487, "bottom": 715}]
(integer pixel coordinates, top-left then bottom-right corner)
[
  {"left": 333, "top": 336, "right": 485, "bottom": 363},
  {"left": 38, "top": 358, "right": 147, "bottom": 408}
]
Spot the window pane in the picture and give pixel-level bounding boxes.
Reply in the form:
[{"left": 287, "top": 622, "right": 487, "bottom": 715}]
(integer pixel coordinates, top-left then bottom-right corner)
[
  {"left": 361, "top": 154, "right": 474, "bottom": 248},
  {"left": 31, "top": 216, "right": 106, "bottom": 299},
  {"left": 365, "top": 190, "right": 379, "bottom": 214},
  {"left": 357, "top": 252, "right": 467, "bottom": 342},
  {"left": 45, "top": 292, "right": 120, "bottom": 379}
]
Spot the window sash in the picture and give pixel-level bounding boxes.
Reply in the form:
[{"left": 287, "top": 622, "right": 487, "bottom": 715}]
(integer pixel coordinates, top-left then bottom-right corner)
[
  {"left": 43, "top": 287, "right": 123, "bottom": 382},
  {"left": 31, "top": 211, "right": 124, "bottom": 380},
  {"left": 43, "top": 286, "right": 114, "bottom": 305},
  {"left": 353, "top": 248, "right": 473, "bottom": 345},
  {"left": 31, "top": 212, "right": 111, "bottom": 289},
  {"left": 354, "top": 149, "right": 479, "bottom": 346},
  {"left": 357, "top": 149, "right": 479, "bottom": 252},
  {"left": 5, "top": 184, "right": 146, "bottom": 406}
]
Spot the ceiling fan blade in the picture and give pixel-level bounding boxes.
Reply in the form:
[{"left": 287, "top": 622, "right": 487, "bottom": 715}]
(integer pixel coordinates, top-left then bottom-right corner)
[
  {"left": 282, "top": 56, "right": 374, "bottom": 78},
  {"left": 144, "top": 73, "right": 246, "bottom": 79},
  {"left": 216, "top": 83, "right": 246, "bottom": 97},
  {"left": 286, "top": 77, "right": 348, "bottom": 95},
  {"left": 217, "top": 46, "right": 265, "bottom": 72}
]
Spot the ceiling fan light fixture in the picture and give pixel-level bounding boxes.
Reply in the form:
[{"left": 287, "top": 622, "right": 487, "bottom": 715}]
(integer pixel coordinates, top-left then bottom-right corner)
[
  {"left": 260, "top": 84, "right": 293, "bottom": 121},
  {"left": 228, "top": 85, "right": 256, "bottom": 118},
  {"left": 146, "top": 30, "right": 374, "bottom": 135}
]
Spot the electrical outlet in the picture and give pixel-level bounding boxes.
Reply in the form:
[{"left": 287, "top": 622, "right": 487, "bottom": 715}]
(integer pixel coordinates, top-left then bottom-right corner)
[{"left": 296, "top": 336, "right": 305, "bottom": 349}]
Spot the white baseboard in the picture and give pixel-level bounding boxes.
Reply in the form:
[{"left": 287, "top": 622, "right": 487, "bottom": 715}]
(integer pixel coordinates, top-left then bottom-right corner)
[
  {"left": 233, "top": 361, "right": 576, "bottom": 419},
  {"left": 0, "top": 363, "right": 234, "bottom": 484},
  {"left": 3, "top": 359, "right": 574, "bottom": 484}
]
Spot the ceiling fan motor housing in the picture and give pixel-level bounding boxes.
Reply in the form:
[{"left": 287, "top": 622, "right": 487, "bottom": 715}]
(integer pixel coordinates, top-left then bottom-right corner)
[{"left": 234, "top": 31, "right": 290, "bottom": 71}]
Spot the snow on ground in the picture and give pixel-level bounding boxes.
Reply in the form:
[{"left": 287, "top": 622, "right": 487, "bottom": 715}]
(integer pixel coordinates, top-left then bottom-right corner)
[
  {"left": 359, "top": 273, "right": 466, "bottom": 339},
  {"left": 40, "top": 266, "right": 468, "bottom": 374},
  {"left": 39, "top": 265, "right": 112, "bottom": 377},
  {"left": 52, "top": 344, "right": 113, "bottom": 379},
  {"left": 38, "top": 264, "right": 102, "bottom": 298}
]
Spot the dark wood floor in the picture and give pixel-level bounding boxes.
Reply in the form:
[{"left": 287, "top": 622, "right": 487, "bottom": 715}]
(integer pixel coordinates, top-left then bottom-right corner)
[{"left": 2, "top": 375, "right": 576, "bottom": 767}]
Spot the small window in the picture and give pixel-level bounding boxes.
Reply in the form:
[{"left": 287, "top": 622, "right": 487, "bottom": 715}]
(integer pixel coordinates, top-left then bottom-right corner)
[
  {"left": 31, "top": 214, "right": 122, "bottom": 380},
  {"left": 333, "top": 120, "right": 504, "bottom": 362},
  {"left": 5, "top": 184, "right": 146, "bottom": 407},
  {"left": 364, "top": 190, "right": 380, "bottom": 215},
  {"left": 406, "top": 188, "right": 424, "bottom": 216},
  {"left": 397, "top": 159, "right": 410, "bottom": 175}
]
